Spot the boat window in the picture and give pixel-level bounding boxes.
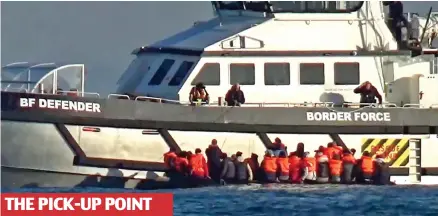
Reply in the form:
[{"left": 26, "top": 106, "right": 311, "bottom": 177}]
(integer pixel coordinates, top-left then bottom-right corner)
[
  {"left": 229, "top": 63, "right": 255, "bottom": 85},
  {"left": 334, "top": 62, "right": 360, "bottom": 85},
  {"left": 264, "top": 63, "right": 290, "bottom": 85},
  {"left": 148, "top": 59, "right": 175, "bottom": 86},
  {"left": 191, "top": 63, "right": 220, "bottom": 86},
  {"left": 300, "top": 63, "right": 325, "bottom": 85},
  {"left": 270, "top": 1, "right": 363, "bottom": 13},
  {"left": 168, "top": 61, "right": 194, "bottom": 86}
]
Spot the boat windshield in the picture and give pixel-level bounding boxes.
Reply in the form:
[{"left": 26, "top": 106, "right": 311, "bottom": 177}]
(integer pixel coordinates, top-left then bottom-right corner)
[{"left": 214, "top": 1, "right": 364, "bottom": 13}]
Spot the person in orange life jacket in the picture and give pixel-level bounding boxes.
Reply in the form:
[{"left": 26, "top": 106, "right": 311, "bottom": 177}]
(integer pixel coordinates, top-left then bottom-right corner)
[
  {"left": 354, "top": 81, "right": 382, "bottom": 107},
  {"left": 341, "top": 150, "right": 357, "bottom": 184},
  {"left": 220, "top": 153, "right": 236, "bottom": 184},
  {"left": 314, "top": 151, "right": 329, "bottom": 183},
  {"left": 175, "top": 151, "right": 190, "bottom": 176},
  {"left": 276, "top": 151, "right": 289, "bottom": 182},
  {"left": 225, "top": 83, "right": 245, "bottom": 107},
  {"left": 244, "top": 153, "right": 260, "bottom": 181},
  {"left": 288, "top": 152, "right": 302, "bottom": 183},
  {"left": 234, "top": 153, "right": 253, "bottom": 184},
  {"left": 373, "top": 154, "right": 393, "bottom": 185},
  {"left": 163, "top": 149, "right": 178, "bottom": 171},
  {"left": 261, "top": 150, "right": 278, "bottom": 183},
  {"left": 325, "top": 142, "right": 338, "bottom": 160},
  {"left": 329, "top": 154, "right": 342, "bottom": 183},
  {"left": 205, "top": 139, "right": 223, "bottom": 183},
  {"left": 189, "top": 82, "right": 209, "bottom": 106},
  {"left": 189, "top": 148, "right": 210, "bottom": 179},
  {"left": 332, "top": 143, "right": 343, "bottom": 158},
  {"left": 270, "top": 137, "right": 287, "bottom": 157},
  {"left": 314, "top": 146, "right": 327, "bottom": 157},
  {"left": 356, "top": 151, "right": 375, "bottom": 183},
  {"left": 302, "top": 152, "right": 317, "bottom": 182}
]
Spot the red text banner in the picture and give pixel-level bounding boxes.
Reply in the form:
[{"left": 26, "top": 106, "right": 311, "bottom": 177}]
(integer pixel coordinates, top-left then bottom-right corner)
[{"left": 1, "top": 193, "right": 173, "bottom": 216}]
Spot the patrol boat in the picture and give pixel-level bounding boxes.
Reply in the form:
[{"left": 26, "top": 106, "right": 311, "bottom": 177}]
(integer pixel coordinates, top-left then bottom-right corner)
[{"left": 2, "top": 1, "right": 438, "bottom": 189}]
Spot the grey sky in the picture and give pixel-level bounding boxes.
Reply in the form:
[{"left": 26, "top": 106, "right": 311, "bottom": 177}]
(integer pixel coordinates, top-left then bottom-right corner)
[{"left": 1, "top": 1, "right": 437, "bottom": 95}]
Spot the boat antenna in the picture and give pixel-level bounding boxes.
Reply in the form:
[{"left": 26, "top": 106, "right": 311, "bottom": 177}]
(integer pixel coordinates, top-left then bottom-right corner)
[{"left": 419, "top": 7, "right": 433, "bottom": 45}]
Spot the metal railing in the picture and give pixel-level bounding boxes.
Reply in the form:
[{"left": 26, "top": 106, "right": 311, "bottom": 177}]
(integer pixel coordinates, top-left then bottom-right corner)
[{"left": 3, "top": 89, "right": 438, "bottom": 109}]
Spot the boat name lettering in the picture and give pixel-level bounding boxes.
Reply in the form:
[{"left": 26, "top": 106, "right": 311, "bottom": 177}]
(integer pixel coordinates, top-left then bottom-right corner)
[
  {"left": 19, "top": 98, "right": 101, "bottom": 113},
  {"left": 306, "top": 112, "right": 391, "bottom": 122}
]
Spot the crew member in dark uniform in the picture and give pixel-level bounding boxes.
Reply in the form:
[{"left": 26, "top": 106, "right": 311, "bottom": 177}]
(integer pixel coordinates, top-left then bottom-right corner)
[{"left": 353, "top": 81, "right": 382, "bottom": 107}]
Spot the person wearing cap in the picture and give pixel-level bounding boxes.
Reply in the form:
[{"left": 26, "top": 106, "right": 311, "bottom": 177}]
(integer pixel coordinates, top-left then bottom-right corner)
[
  {"left": 205, "top": 139, "right": 223, "bottom": 183},
  {"left": 301, "top": 152, "right": 317, "bottom": 183},
  {"left": 189, "top": 82, "right": 209, "bottom": 106},
  {"left": 372, "top": 154, "right": 392, "bottom": 185}
]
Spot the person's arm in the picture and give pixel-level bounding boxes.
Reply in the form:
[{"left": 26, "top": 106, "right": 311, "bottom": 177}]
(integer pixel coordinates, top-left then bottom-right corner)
[
  {"left": 247, "top": 163, "right": 253, "bottom": 181},
  {"left": 354, "top": 82, "right": 368, "bottom": 93},
  {"left": 220, "top": 161, "right": 228, "bottom": 178},
  {"left": 203, "top": 157, "right": 210, "bottom": 178},
  {"left": 301, "top": 167, "right": 309, "bottom": 180},
  {"left": 373, "top": 87, "right": 383, "bottom": 104},
  {"left": 240, "top": 91, "right": 245, "bottom": 104}
]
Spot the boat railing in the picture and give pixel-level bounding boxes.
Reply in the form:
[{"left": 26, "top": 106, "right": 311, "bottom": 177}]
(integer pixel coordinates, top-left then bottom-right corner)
[
  {"left": 56, "top": 90, "right": 100, "bottom": 98},
  {"left": 430, "top": 104, "right": 438, "bottom": 109},
  {"left": 343, "top": 102, "right": 398, "bottom": 108},
  {"left": 402, "top": 104, "right": 423, "bottom": 108},
  {"left": 108, "top": 93, "right": 131, "bottom": 100},
  {"left": 134, "top": 96, "right": 189, "bottom": 105}
]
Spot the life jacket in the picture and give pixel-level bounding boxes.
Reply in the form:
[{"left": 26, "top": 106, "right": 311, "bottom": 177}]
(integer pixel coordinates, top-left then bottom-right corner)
[
  {"left": 361, "top": 156, "right": 375, "bottom": 174},
  {"left": 163, "top": 151, "right": 177, "bottom": 169},
  {"left": 175, "top": 157, "right": 189, "bottom": 173},
  {"left": 235, "top": 161, "right": 248, "bottom": 181},
  {"left": 303, "top": 157, "right": 316, "bottom": 172},
  {"left": 342, "top": 154, "right": 356, "bottom": 164},
  {"left": 276, "top": 157, "right": 289, "bottom": 176},
  {"left": 190, "top": 154, "right": 205, "bottom": 177},
  {"left": 289, "top": 156, "right": 301, "bottom": 182},
  {"left": 329, "top": 159, "right": 342, "bottom": 177},
  {"left": 334, "top": 146, "right": 343, "bottom": 158},
  {"left": 191, "top": 87, "right": 207, "bottom": 101},
  {"left": 326, "top": 147, "right": 336, "bottom": 159},
  {"left": 317, "top": 161, "right": 330, "bottom": 178},
  {"left": 262, "top": 156, "right": 277, "bottom": 173}
]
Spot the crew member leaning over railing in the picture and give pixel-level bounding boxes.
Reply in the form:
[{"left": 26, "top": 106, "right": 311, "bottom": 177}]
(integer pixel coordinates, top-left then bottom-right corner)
[{"left": 189, "top": 82, "right": 209, "bottom": 106}]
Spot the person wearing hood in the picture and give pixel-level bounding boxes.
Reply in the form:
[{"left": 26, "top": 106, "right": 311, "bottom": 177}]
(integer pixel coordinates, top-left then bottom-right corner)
[
  {"left": 341, "top": 150, "right": 356, "bottom": 184},
  {"left": 205, "top": 139, "right": 223, "bottom": 183},
  {"left": 314, "top": 151, "right": 329, "bottom": 183},
  {"left": 225, "top": 83, "right": 245, "bottom": 107},
  {"left": 220, "top": 153, "right": 236, "bottom": 184},
  {"left": 373, "top": 155, "right": 392, "bottom": 185},
  {"left": 302, "top": 152, "right": 317, "bottom": 183},
  {"left": 244, "top": 153, "right": 260, "bottom": 181},
  {"left": 234, "top": 153, "right": 253, "bottom": 184},
  {"left": 329, "top": 154, "right": 342, "bottom": 183},
  {"left": 289, "top": 152, "right": 302, "bottom": 183},
  {"left": 276, "top": 151, "right": 289, "bottom": 182},
  {"left": 261, "top": 150, "right": 278, "bottom": 183}
]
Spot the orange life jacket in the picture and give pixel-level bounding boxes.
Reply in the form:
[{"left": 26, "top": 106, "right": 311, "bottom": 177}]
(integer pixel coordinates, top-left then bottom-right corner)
[
  {"left": 303, "top": 157, "right": 316, "bottom": 172},
  {"left": 361, "top": 156, "right": 374, "bottom": 174},
  {"left": 191, "top": 87, "right": 207, "bottom": 100},
  {"left": 334, "top": 146, "right": 343, "bottom": 158},
  {"left": 276, "top": 157, "right": 289, "bottom": 175},
  {"left": 289, "top": 156, "right": 301, "bottom": 182},
  {"left": 329, "top": 159, "right": 342, "bottom": 176},
  {"left": 342, "top": 154, "right": 356, "bottom": 164},
  {"left": 175, "top": 157, "right": 189, "bottom": 173},
  {"left": 189, "top": 154, "right": 205, "bottom": 176},
  {"left": 262, "top": 156, "right": 277, "bottom": 173},
  {"left": 163, "top": 151, "right": 177, "bottom": 168}
]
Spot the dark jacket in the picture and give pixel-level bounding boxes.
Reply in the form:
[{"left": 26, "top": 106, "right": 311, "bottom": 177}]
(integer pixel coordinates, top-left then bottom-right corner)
[
  {"left": 373, "top": 159, "right": 391, "bottom": 185},
  {"left": 225, "top": 89, "right": 245, "bottom": 106},
  {"left": 221, "top": 157, "right": 236, "bottom": 180},
  {"left": 353, "top": 85, "right": 382, "bottom": 104},
  {"left": 234, "top": 157, "right": 250, "bottom": 181},
  {"left": 205, "top": 145, "right": 222, "bottom": 169}
]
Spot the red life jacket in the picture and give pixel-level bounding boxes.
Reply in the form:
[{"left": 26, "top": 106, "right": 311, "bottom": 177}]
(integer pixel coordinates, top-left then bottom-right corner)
[{"left": 289, "top": 156, "right": 302, "bottom": 183}]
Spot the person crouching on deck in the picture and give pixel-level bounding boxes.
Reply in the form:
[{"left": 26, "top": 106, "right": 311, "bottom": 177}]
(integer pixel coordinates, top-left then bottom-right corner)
[
  {"left": 189, "top": 148, "right": 210, "bottom": 179},
  {"left": 189, "top": 82, "right": 209, "bottom": 106},
  {"left": 225, "top": 83, "right": 245, "bottom": 106}
]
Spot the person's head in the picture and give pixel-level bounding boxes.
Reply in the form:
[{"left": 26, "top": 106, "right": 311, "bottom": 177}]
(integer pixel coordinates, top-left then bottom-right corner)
[
  {"left": 178, "top": 151, "right": 187, "bottom": 158},
  {"left": 316, "top": 151, "right": 323, "bottom": 157},
  {"left": 196, "top": 82, "right": 205, "bottom": 90},
  {"left": 221, "top": 152, "right": 228, "bottom": 159},
  {"left": 236, "top": 151, "right": 243, "bottom": 157},
  {"left": 362, "top": 151, "right": 370, "bottom": 157},
  {"left": 231, "top": 83, "right": 240, "bottom": 91},
  {"left": 318, "top": 146, "right": 325, "bottom": 152},
  {"left": 351, "top": 148, "right": 357, "bottom": 155},
  {"left": 265, "top": 150, "right": 273, "bottom": 157},
  {"left": 364, "top": 81, "right": 372, "bottom": 90},
  {"left": 251, "top": 153, "right": 258, "bottom": 159},
  {"left": 231, "top": 154, "right": 237, "bottom": 160},
  {"left": 195, "top": 148, "right": 202, "bottom": 154},
  {"left": 343, "top": 149, "right": 351, "bottom": 155},
  {"left": 211, "top": 139, "right": 217, "bottom": 145},
  {"left": 327, "top": 142, "right": 334, "bottom": 148},
  {"left": 275, "top": 137, "right": 281, "bottom": 144}
]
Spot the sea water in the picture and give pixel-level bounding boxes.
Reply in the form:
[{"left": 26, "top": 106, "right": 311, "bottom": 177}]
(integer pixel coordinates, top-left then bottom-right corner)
[{"left": 3, "top": 184, "right": 438, "bottom": 216}]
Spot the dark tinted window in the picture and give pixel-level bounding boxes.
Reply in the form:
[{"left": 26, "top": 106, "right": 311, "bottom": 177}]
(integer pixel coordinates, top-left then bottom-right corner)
[
  {"left": 230, "top": 64, "right": 255, "bottom": 85},
  {"left": 264, "top": 63, "right": 290, "bottom": 85},
  {"left": 270, "top": 1, "right": 363, "bottom": 13},
  {"left": 191, "top": 63, "right": 220, "bottom": 86},
  {"left": 168, "top": 61, "right": 194, "bottom": 86},
  {"left": 334, "top": 62, "right": 360, "bottom": 85},
  {"left": 300, "top": 63, "right": 325, "bottom": 85},
  {"left": 148, "top": 59, "right": 175, "bottom": 85}
]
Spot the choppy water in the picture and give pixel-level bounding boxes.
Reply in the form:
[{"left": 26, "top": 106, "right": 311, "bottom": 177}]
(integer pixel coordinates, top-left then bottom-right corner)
[{"left": 3, "top": 184, "right": 438, "bottom": 216}]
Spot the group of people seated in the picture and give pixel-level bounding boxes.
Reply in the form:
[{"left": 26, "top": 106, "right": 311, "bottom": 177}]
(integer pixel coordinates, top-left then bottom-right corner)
[
  {"left": 189, "top": 82, "right": 245, "bottom": 106},
  {"left": 163, "top": 138, "right": 393, "bottom": 186}
]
